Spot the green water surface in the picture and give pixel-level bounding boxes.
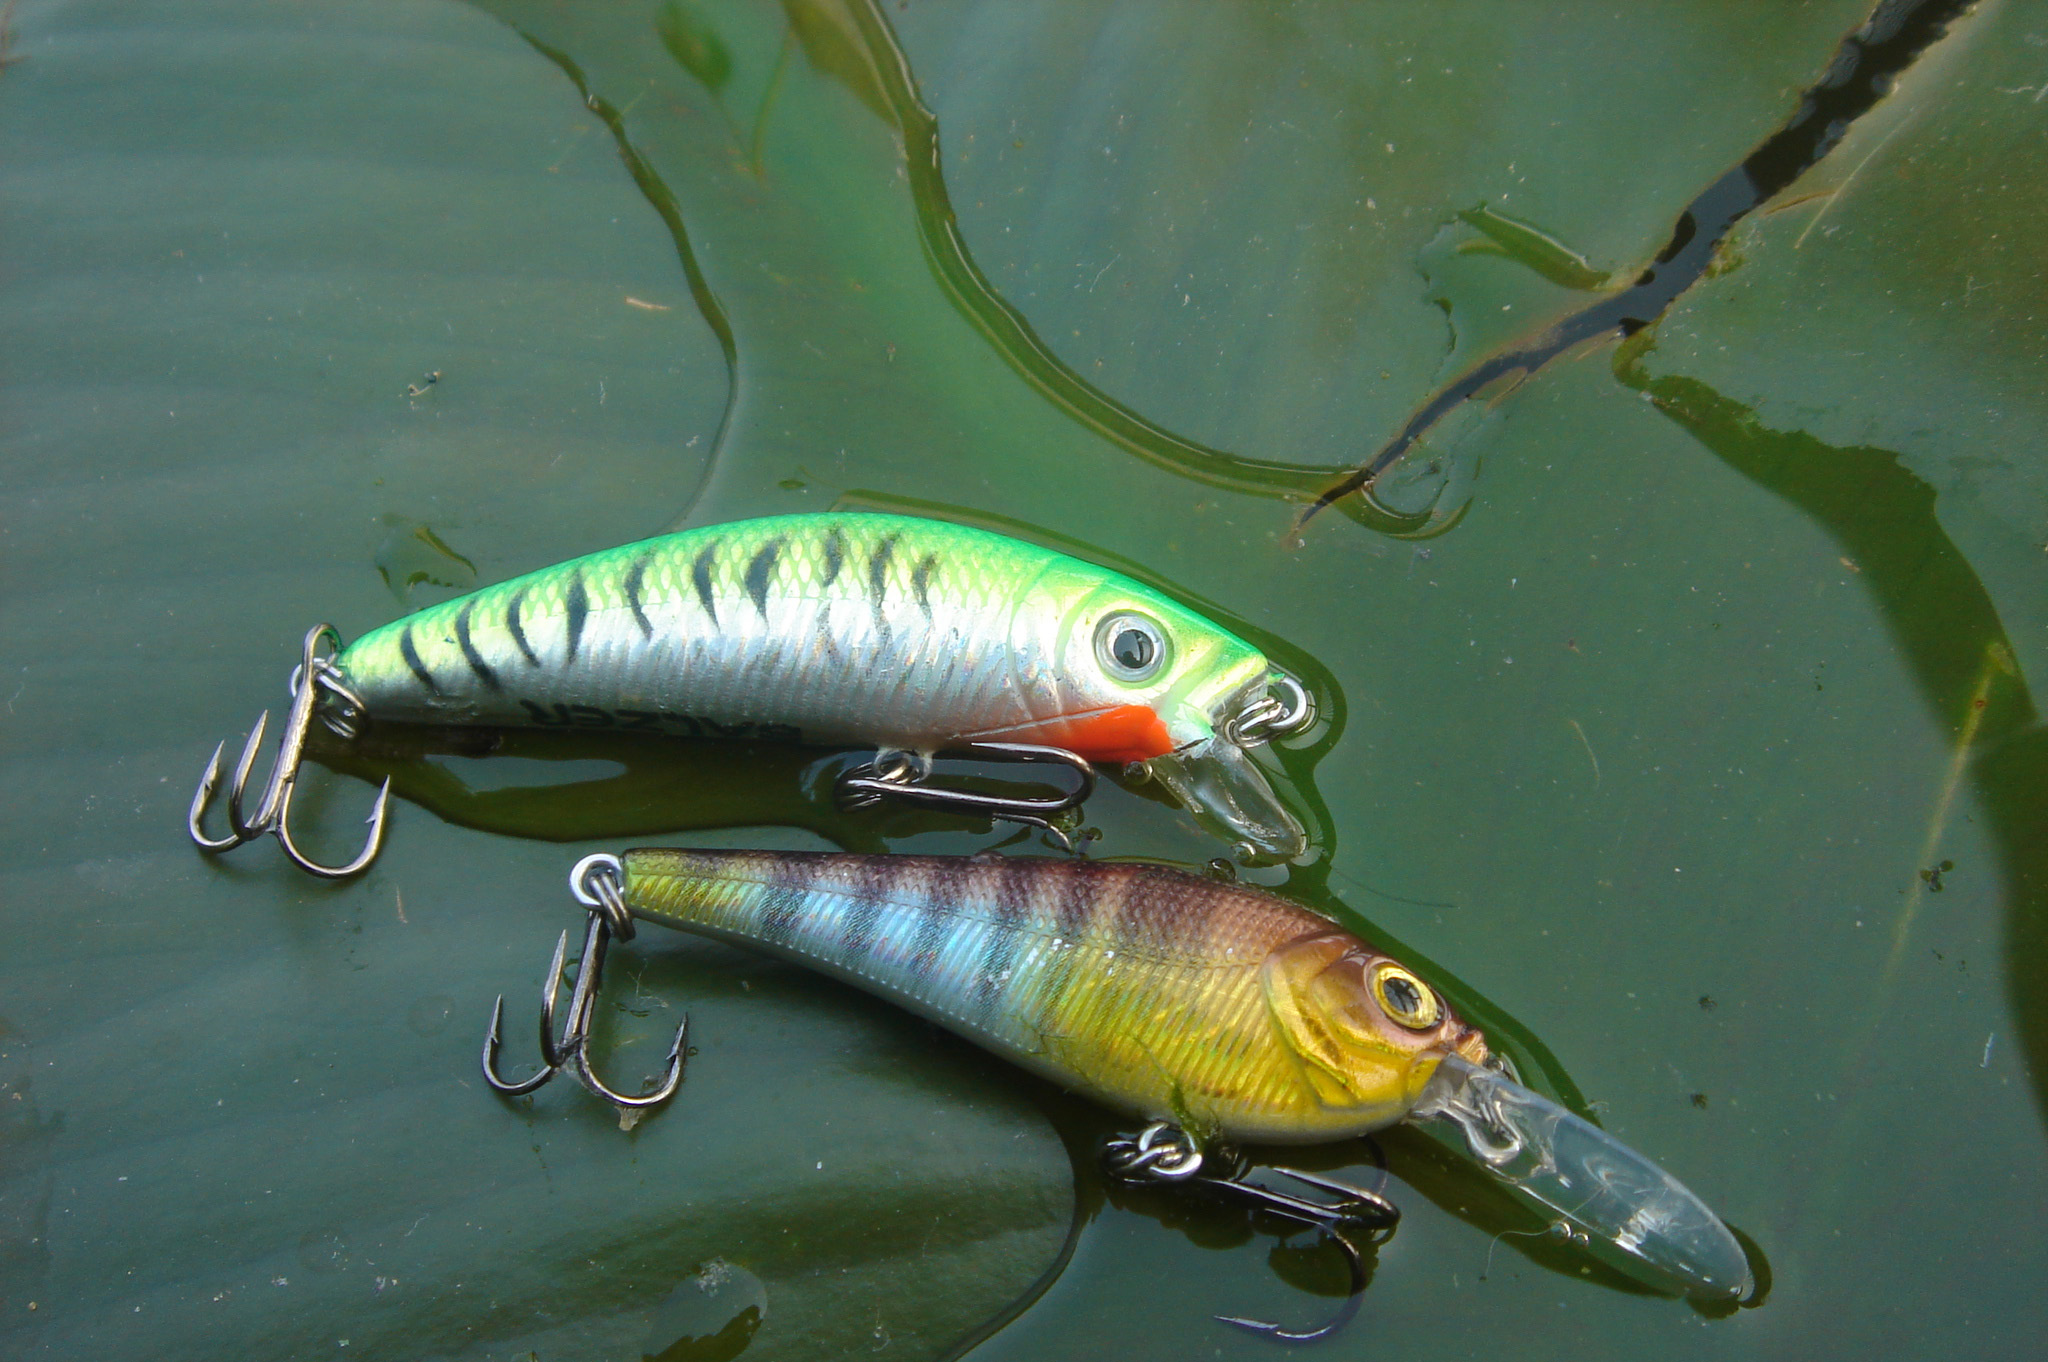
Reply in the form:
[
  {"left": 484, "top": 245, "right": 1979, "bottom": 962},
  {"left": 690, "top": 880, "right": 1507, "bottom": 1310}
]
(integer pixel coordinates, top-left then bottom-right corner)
[{"left": 4, "top": 1, "right": 2046, "bottom": 1358}]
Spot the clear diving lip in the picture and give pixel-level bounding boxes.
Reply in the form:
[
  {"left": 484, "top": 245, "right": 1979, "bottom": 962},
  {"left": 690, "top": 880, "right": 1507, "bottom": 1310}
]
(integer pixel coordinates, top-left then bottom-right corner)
[
  {"left": 1145, "top": 736, "right": 1309, "bottom": 863},
  {"left": 1410, "top": 1053, "right": 1752, "bottom": 1301}
]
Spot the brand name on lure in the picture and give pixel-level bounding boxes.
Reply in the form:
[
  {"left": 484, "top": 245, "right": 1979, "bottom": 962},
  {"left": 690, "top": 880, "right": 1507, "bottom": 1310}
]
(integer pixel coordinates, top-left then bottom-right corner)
[{"left": 518, "top": 700, "right": 807, "bottom": 744}]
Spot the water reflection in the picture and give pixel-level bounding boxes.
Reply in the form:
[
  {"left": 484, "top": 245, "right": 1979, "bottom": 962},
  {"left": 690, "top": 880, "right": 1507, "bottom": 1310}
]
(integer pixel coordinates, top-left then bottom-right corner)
[
  {"left": 1613, "top": 345, "right": 2048, "bottom": 1127},
  {"left": 518, "top": 32, "right": 742, "bottom": 508},
  {"left": 641, "top": 1258, "right": 768, "bottom": 1362},
  {"left": 504, "top": 0, "right": 1463, "bottom": 535},
  {"left": 314, "top": 724, "right": 979, "bottom": 853},
  {"left": 371, "top": 514, "right": 478, "bottom": 605},
  {"left": 835, "top": 0, "right": 1470, "bottom": 535}
]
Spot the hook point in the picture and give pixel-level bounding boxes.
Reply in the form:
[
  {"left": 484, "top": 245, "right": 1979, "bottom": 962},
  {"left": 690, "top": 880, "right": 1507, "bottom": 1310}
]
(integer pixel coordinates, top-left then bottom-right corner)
[{"left": 482, "top": 991, "right": 556, "bottom": 1097}]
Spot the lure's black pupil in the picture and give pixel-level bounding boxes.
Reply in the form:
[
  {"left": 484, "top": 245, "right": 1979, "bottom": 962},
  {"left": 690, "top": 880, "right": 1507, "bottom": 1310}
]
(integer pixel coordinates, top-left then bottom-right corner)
[
  {"left": 1112, "top": 627, "right": 1155, "bottom": 672},
  {"left": 1383, "top": 975, "right": 1423, "bottom": 1017}
]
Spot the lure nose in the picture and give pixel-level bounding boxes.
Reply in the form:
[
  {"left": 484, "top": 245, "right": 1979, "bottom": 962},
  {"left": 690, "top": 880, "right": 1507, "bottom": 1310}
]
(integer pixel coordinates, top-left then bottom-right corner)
[{"left": 1144, "top": 736, "right": 1308, "bottom": 863}]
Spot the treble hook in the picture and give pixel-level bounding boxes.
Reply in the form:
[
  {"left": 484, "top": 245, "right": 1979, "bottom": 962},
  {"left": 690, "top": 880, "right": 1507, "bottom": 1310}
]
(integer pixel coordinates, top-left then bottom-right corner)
[
  {"left": 837, "top": 742, "right": 1097, "bottom": 850},
  {"left": 187, "top": 623, "right": 392, "bottom": 878},
  {"left": 482, "top": 853, "right": 689, "bottom": 1119},
  {"left": 1101, "top": 1121, "right": 1397, "bottom": 1344}
]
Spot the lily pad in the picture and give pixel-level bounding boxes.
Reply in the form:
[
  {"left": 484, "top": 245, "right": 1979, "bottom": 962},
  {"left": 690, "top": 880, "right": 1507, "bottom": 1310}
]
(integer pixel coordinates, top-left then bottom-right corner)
[{"left": 7, "top": 0, "right": 2048, "bottom": 1358}]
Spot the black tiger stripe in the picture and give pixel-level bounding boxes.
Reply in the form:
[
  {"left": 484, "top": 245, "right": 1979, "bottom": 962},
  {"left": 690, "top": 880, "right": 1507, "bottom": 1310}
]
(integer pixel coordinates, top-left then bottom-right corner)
[
  {"left": 692, "top": 543, "right": 720, "bottom": 624},
  {"left": 821, "top": 524, "right": 846, "bottom": 587},
  {"left": 505, "top": 588, "right": 541, "bottom": 667},
  {"left": 398, "top": 625, "right": 440, "bottom": 695},
  {"left": 563, "top": 571, "right": 590, "bottom": 664},
  {"left": 745, "top": 537, "right": 784, "bottom": 618},
  {"left": 867, "top": 532, "right": 899, "bottom": 604},
  {"left": 453, "top": 602, "right": 501, "bottom": 692},
  {"left": 910, "top": 552, "right": 939, "bottom": 619},
  {"left": 622, "top": 553, "right": 654, "bottom": 639}
]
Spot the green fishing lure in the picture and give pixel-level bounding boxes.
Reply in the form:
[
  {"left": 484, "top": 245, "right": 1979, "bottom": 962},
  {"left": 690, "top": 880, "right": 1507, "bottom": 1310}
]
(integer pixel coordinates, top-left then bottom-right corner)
[{"left": 191, "top": 513, "right": 1313, "bottom": 875}]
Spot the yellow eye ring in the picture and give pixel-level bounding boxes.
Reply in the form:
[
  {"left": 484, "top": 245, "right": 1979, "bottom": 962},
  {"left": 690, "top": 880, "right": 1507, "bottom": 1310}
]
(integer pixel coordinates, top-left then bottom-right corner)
[{"left": 1370, "top": 962, "right": 1442, "bottom": 1031}]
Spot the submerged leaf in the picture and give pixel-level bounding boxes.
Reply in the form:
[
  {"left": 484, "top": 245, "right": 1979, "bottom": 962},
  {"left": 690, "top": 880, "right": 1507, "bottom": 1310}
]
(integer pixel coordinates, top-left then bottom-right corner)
[
  {"left": 1454, "top": 203, "right": 1611, "bottom": 291},
  {"left": 656, "top": 0, "right": 734, "bottom": 91},
  {"left": 782, "top": 0, "right": 891, "bottom": 124}
]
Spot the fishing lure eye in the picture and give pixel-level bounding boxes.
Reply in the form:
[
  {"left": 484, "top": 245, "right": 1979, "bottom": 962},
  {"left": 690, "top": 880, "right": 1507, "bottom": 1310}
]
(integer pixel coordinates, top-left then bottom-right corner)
[
  {"left": 1370, "top": 962, "right": 1443, "bottom": 1031},
  {"left": 1095, "top": 612, "right": 1171, "bottom": 683}
]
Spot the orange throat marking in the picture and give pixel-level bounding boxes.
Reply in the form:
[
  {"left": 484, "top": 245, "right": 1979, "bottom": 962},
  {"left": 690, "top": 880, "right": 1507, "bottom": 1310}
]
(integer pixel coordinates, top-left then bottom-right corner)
[{"left": 974, "top": 705, "right": 1175, "bottom": 764}]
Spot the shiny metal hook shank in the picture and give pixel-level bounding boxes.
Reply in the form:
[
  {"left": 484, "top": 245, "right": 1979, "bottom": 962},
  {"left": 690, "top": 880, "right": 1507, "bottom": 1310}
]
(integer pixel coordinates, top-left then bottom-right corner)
[
  {"left": 837, "top": 742, "right": 1097, "bottom": 848},
  {"left": 482, "top": 854, "right": 689, "bottom": 1116},
  {"left": 1102, "top": 1121, "right": 1394, "bottom": 1343},
  {"left": 187, "top": 623, "right": 391, "bottom": 878}
]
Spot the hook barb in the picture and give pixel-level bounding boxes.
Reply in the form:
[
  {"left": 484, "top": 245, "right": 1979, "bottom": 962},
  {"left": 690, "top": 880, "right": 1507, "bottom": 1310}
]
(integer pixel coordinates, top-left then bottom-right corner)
[
  {"left": 187, "top": 739, "right": 244, "bottom": 852},
  {"left": 569, "top": 1008, "right": 689, "bottom": 1110},
  {"left": 223, "top": 710, "right": 271, "bottom": 842},
  {"left": 188, "top": 713, "right": 276, "bottom": 852},
  {"left": 482, "top": 929, "right": 572, "bottom": 1096},
  {"left": 274, "top": 776, "right": 392, "bottom": 880}
]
